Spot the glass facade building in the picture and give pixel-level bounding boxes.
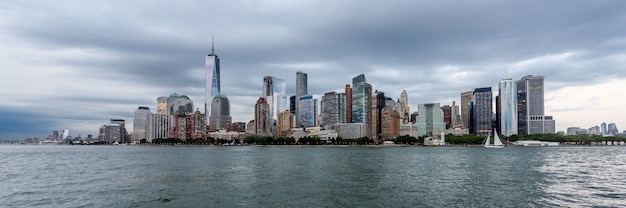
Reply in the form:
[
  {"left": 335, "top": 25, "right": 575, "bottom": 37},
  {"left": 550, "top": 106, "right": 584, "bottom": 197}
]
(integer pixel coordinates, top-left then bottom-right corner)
[
  {"left": 472, "top": 87, "right": 492, "bottom": 136},
  {"left": 205, "top": 52, "right": 220, "bottom": 126},
  {"left": 298, "top": 95, "right": 315, "bottom": 127},
  {"left": 351, "top": 74, "right": 372, "bottom": 125},
  {"left": 209, "top": 94, "right": 231, "bottom": 131},
  {"left": 499, "top": 78, "right": 518, "bottom": 136},
  {"left": 415, "top": 103, "right": 446, "bottom": 136},
  {"left": 263, "top": 76, "right": 288, "bottom": 128},
  {"left": 132, "top": 106, "right": 151, "bottom": 142}
]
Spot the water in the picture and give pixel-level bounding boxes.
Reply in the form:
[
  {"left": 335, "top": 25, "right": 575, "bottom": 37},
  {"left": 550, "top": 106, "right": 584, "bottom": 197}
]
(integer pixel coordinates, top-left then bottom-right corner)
[{"left": 1, "top": 145, "right": 625, "bottom": 207}]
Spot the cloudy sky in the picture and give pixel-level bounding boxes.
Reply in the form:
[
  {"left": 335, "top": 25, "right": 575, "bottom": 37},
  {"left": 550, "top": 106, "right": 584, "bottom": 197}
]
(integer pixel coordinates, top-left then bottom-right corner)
[{"left": 1, "top": 0, "right": 625, "bottom": 139}]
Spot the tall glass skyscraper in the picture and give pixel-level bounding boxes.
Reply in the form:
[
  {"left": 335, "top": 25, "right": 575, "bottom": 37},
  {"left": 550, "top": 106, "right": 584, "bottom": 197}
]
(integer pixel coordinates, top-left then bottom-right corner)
[
  {"left": 472, "top": 87, "right": 492, "bottom": 136},
  {"left": 296, "top": 71, "right": 308, "bottom": 126},
  {"left": 132, "top": 106, "right": 151, "bottom": 142},
  {"left": 263, "top": 76, "right": 287, "bottom": 128},
  {"left": 352, "top": 74, "right": 372, "bottom": 125},
  {"left": 205, "top": 43, "right": 220, "bottom": 126},
  {"left": 415, "top": 103, "right": 446, "bottom": 136},
  {"left": 499, "top": 78, "right": 518, "bottom": 136},
  {"left": 209, "top": 94, "right": 231, "bottom": 131}
]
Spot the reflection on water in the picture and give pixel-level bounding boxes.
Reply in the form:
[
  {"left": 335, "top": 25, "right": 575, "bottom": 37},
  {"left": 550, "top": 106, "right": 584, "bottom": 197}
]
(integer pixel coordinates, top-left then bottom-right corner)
[{"left": 0, "top": 145, "right": 625, "bottom": 207}]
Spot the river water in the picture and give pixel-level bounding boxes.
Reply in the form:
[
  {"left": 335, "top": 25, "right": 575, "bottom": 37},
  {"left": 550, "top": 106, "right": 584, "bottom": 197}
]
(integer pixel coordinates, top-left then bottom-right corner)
[{"left": 1, "top": 145, "right": 625, "bottom": 207}]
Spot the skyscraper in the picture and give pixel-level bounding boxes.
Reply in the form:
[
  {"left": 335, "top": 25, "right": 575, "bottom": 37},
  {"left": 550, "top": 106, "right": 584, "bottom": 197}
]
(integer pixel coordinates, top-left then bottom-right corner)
[
  {"left": 345, "top": 84, "right": 352, "bottom": 123},
  {"left": 517, "top": 75, "right": 555, "bottom": 134},
  {"left": 209, "top": 94, "right": 231, "bottom": 131},
  {"left": 132, "top": 106, "right": 151, "bottom": 142},
  {"left": 298, "top": 95, "right": 315, "bottom": 127},
  {"left": 352, "top": 74, "right": 372, "bottom": 124},
  {"left": 400, "top": 90, "right": 409, "bottom": 121},
  {"left": 263, "top": 76, "right": 288, "bottom": 129},
  {"left": 277, "top": 110, "right": 294, "bottom": 131},
  {"left": 157, "top": 96, "right": 168, "bottom": 114},
  {"left": 472, "top": 87, "right": 492, "bottom": 136},
  {"left": 461, "top": 90, "right": 474, "bottom": 129},
  {"left": 296, "top": 71, "right": 308, "bottom": 126},
  {"left": 321, "top": 92, "right": 346, "bottom": 129},
  {"left": 415, "top": 103, "right": 446, "bottom": 136},
  {"left": 441, "top": 105, "right": 452, "bottom": 129},
  {"left": 205, "top": 38, "right": 220, "bottom": 126},
  {"left": 499, "top": 78, "right": 518, "bottom": 136},
  {"left": 167, "top": 93, "right": 194, "bottom": 115},
  {"left": 254, "top": 97, "right": 270, "bottom": 136}
]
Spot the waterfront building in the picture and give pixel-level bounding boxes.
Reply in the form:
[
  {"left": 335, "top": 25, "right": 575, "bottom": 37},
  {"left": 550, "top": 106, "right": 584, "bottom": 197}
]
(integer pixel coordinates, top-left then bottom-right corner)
[
  {"left": 226, "top": 122, "right": 247, "bottom": 132},
  {"left": 415, "top": 103, "right": 446, "bottom": 136},
  {"left": 147, "top": 113, "right": 173, "bottom": 142},
  {"left": 451, "top": 101, "right": 459, "bottom": 127},
  {"left": 277, "top": 110, "right": 294, "bottom": 131},
  {"left": 100, "top": 124, "right": 122, "bottom": 143},
  {"left": 205, "top": 39, "right": 221, "bottom": 126},
  {"left": 601, "top": 122, "right": 608, "bottom": 135},
  {"left": 132, "top": 106, "right": 151, "bottom": 142},
  {"left": 296, "top": 71, "right": 308, "bottom": 126},
  {"left": 441, "top": 105, "right": 452, "bottom": 129},
  {"left": 517, "top": 75, "right": 555, "bottom": 134},
  {"left": 472, "top": 87, "right": 492, "bottom": 136},
  {"left": 208, "top": 130, "right": 244, "bottom": 142},
  {"left": 333, "top": 123, "right": 368, "bottom": 139},
  {"left": 298, "top": 95, "right": 315, "bottom": 128},
  {"left": 167, "top": 93, "right": 194, "bottom": 115},
  {"left": 209, "top": 94, "right": 231, "bottom": 131},
  {"left": 352, "top": 74, "right": 372, "bottom": 126},
  {"left": 400, "top": 123, "right": 419, "bottom": 138},
  {"left": 345, "top": 84, "right": 352, "bottom": 123},
  {"left": 157, "top": 96, "right": 168, "bottom": 114},
  {"left": 608, "top": 123, "right": 619, "bottom": 135},
  {"left": 498, "top": 78, "right": 518, "bottom": 136},
  {"left": 254, "top": 97, "right": 270, "bottom": 136},
  {"left": 381, "top": 107, "right": 401, "bottom": 139},
  {"left": 321, "top": 92, "right": 347, "bottom": 129},
  {"left": 461, "top": 90, "right": 474, "bottom": 129},
  {"left": 246, "top": 120, "right": 256, "bottom": 135},
  {"left": 263, "top": 76, "right": 288, "bottom": 128},
  {"left": 566, "top": 127, "right": 581, "bottom": 135},
  {"left": 371, "top": 91, "right": 386, "bottom": 143},
  {"left": 588, "top": 125, "right": 601, "bottom": 135}
]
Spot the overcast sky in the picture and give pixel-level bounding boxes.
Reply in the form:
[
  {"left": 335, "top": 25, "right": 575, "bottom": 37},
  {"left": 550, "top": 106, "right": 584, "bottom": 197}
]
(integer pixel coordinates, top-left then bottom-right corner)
[{"left": 1, "top": 0, "right": 625, "bottom": 139}]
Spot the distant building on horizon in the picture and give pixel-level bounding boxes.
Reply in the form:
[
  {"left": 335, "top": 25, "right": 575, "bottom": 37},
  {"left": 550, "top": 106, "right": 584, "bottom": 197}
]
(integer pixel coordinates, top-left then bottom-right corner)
[
  {"left": 352, "top": 74, "right": 372, "bottom": 138},
  {"left": 415, "top": 103, "right": 446, "bottom": 136},
  {"left": 209, "top": 94, "right": 231, "bottom": 131},
  {"left": 263, "top": 76, "right": 288, "bottom": 129},
  {"left": 461, "top": 90, "right": 473, "bottom": 129},
  {"left": 167, "top": 93, "right": 193, "bottom": 115},
  {"left": 517, "top": 75, "right": 555, "bottom": 134},
  {"left": 296, "top": 71, "right": 308, "bottom": 127},
  {"left": 472, "top": 87, "right": 492, "bottom": 136},
  {"left": 132, "top": 106, "right": 151, "bottom": 142},
  {"left": 298, "top": 95, "right": 315, "bottom": 128},
  {"left": 498, "top": 78, "right": 518, "bottom": 136},
  {"left": 254, "top": 97, "right": 270, "bottom": 136}
]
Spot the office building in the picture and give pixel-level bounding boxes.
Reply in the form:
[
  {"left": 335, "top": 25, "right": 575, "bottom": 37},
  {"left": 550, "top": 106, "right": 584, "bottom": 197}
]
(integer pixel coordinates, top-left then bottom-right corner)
[
  {"left": 461, "top": 90, "right": 474, "bottom": 129},
  {"left": 298, "top": 95, "right": 315, "bottom": 128},
  {"left": 254, "top": 97, "right": 270, "bottom": 136},
  {"left": 263, "top": 76, "right": 288, "bottom": 127},
  {"left": 167, "top": 93, "right": 194, "bottom": 115},
  {"left": 132, "top": 106, "right": 151, "bottom": 142},
  {"left": 205, "top": 39, "right": 221, "bottom": 126},
  {"left": 345, "top": 84, "right": 352, "bottom": 123},
  {"left": 209, "top": 94, "right": 231, "bottom": 131},
  {"left": 278, "top": 110, "right": 294, "bottom": 131},
  {"left": 472, "top": 87, "right": 492, "bottom": 136},
  {"left": 517, "top": 75, "right": 555, "bottom": 134},
  {"left": 352, "top": 74, "right": 372, "bottom": 138},
  {"left": 498, "top": 78, "right": 518, "bottom": 136},
  {"left": 415, "top": 103, "right": 446, "bottom": 136},
  {"left": 157, "top": 96, "right": 168, "bottom": 114},
  {"left": 296, "top": 71, "right": 308, "bottom": 126},
  {"left": 321, "top": 92, "right": 347, "bottom": 129}
]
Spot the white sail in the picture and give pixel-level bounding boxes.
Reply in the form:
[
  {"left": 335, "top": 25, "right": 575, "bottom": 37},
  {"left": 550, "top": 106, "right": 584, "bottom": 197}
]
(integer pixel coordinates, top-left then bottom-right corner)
[
  {"left": 493, "top": 130, "right": 504, "bottom": 146},
  {"left": 483, "top": 134, "right": 491, "bottom": 147}
]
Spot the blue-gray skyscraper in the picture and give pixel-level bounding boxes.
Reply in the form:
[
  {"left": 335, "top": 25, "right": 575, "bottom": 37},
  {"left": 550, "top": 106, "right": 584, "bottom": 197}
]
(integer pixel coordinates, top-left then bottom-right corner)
[
  {"left": 296, "top": 71, "right": 308, "bottom": 126},
  {"left": 498, "top": 78, "right": 517, "bottom": 136},
  {"left": 352, "top": 74, "right": 372, "bottom": 137},
  {"left": 517, "top": 75, "right": 555, "bottom": 134},
  {"left": 205, "top": 39, "right": 220, "bottom": 126},
  {"left": 472, "top": 87, "right": 492, "bottom": 136}
]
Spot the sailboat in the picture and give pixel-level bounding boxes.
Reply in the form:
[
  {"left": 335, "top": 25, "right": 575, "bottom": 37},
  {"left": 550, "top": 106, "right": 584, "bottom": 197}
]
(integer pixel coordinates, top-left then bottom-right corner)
[{"left": 483, "top": 130, "right": 504, "bottom": 148}]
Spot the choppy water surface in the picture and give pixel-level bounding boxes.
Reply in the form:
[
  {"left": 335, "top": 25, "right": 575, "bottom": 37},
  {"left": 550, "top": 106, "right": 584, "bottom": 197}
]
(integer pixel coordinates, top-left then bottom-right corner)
[{"left": 1, "top": 145, "right": 625, "bottom": 207}]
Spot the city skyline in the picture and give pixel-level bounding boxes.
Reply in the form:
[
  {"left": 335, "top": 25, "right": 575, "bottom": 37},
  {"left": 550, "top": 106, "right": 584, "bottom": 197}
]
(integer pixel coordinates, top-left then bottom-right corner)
[{"left": 1, "top": 1, "right": 625, "bottom": 139}]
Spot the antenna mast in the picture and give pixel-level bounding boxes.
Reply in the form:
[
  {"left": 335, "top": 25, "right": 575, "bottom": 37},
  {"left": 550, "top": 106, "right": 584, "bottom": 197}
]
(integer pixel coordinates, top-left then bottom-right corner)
[{"left": 211, "top": 33, "right": 215, "bottom": 55}]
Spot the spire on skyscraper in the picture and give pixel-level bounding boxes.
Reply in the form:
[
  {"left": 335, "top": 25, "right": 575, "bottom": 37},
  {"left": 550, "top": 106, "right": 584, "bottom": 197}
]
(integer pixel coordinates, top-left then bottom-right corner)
[{"left": 211, "top": 33, "right": 215, "bottom": 55}]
